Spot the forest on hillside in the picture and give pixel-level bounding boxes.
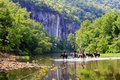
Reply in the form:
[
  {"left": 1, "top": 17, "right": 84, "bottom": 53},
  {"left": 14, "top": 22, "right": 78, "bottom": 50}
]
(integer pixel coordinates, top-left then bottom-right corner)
[
  {"left": 0, "top": 0, "right": 120, "bottom": 55},
  {"left": 12, "top": 0, "right": 120, "bottom": 22}
]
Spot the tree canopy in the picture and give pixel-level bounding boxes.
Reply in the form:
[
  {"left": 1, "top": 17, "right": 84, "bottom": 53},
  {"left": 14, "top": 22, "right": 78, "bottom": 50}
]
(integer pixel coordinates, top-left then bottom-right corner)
[
  {"left": 12, "top": 0, "right": 120, "bottom": 23},
  {"left": 76, "top": 12, "right": 120, "bottom": 53},
  {"left": 0, "top": 0, "right": 52, "bottom": 55}
]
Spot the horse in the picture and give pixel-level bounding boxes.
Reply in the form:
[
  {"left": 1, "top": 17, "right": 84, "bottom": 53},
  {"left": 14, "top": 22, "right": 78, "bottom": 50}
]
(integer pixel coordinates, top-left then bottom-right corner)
[
  {"left": 94, "top": 53, "right": 100, "bottom": 57},
  {"left": 60, "top": 53, "right": 68, "bottom": 59},
  {"left": 78, "top": 54, "right": 86, "bottom": 58},
  {"left": 86, "top": 53, "right": 94, "bottom": 57},
  {"left": 70, "top": 52, "right": 78, "bottom": 58}
]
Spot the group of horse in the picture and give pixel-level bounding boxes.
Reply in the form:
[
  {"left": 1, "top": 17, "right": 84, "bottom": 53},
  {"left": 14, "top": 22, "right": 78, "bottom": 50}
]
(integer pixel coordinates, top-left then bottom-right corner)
[{"left": 60, "top": 52, "right": 100, "bottom": 59}]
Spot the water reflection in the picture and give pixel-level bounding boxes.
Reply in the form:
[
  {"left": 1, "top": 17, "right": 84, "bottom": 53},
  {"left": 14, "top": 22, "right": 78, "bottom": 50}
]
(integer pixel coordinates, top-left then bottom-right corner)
[
  {"left": 0, "top": 58, "right": 120, "bottom": 80},
  {"left": 60, "top": 62, "right": 70, "bottom": 80},
  {"left": 47, "top": 60, "right": 120, "bottom": 80}
]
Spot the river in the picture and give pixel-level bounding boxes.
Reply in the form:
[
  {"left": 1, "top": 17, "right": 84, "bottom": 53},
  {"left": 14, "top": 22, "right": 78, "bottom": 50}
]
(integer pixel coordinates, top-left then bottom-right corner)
[{"left": 0, "top": 54, "right": 120, "bottom": 80}]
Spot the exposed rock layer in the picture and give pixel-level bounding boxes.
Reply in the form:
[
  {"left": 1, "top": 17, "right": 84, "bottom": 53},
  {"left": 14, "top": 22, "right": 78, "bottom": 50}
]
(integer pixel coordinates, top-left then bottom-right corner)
[{"left": 20, "top": 2, "right": 80, "bottom": 40}]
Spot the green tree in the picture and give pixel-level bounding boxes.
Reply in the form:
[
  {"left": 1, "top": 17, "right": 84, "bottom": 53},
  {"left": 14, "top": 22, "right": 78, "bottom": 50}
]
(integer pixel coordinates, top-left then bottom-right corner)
[
  {"left": 0, "top": 0, "right": 52, "bottom": 55},
  {"left": 76, "top": 12, "right": 120, "bottom": 53},
  {"left": 67, "top": 33, "right": 75, "bottom": 51}
]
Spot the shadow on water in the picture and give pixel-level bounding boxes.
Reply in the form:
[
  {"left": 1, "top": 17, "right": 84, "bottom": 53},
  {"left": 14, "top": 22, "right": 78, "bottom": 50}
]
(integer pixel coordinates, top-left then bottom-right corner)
[{"left": 0, "top": 54, "right": 120, "bottom": 80}]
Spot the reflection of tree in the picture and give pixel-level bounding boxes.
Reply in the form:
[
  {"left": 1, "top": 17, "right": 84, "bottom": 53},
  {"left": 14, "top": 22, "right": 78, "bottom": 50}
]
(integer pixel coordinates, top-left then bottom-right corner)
[
  {"left": 34, "top": 60, "right": 120, "bottom": 80},
  {"left": 95, "top": 60, "right": 99, "bottom": 69},
  {"left": 88, "top": 61, "right": 92, "bottom": 70},
  {"left": 74, "top": 62, "right": 77, "bottom": 79},
  {"left": 71, "top": 62, "right": 77, "bottom": 80},
  {"left": 5, "top": 68, "right": 49, "bottom": 80}
]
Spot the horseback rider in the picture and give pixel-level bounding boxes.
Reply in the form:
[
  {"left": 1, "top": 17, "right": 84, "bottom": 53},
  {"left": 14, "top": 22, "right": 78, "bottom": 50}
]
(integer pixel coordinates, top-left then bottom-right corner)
[
  {"left": 82, "top": 49, "right": 85, "bottom": 55},
  {"left": 94, "top": 49, "right": 100, "bottom": 57},
  {"left": 95, "top": 50, "right": 99, "bottom": 54},
  {"left": 73, "top": 51, "right": 77, "bottom": 58},
  {"left": 80, "top": 49, "right": 86, "bottom": 58},
  {"left": 61, "top": 51, "right": 66, "bottom": 55},
  {"left": 61, "top": 51, "right": 68, "bottom": 59},
  {"left": 86, "top": 50, "right": 94, "bottom": 57}
]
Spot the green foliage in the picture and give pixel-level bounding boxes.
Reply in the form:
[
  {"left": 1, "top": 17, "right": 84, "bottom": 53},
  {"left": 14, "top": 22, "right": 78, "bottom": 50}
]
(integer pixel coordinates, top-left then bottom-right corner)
[
  {"left": 100, "top": 53, "right": 120, "bottom": 57},
  {"left": 0, "top": 72, "right": 8, "bottom": 80},
  {"left": 0, "top": 0, "right": 52, "bottom": 55},
  {"left": 108, "top": 35, "right": 120, "bottom": 53},
  {"left": 12, "top": 0, "right": 120, "bottom": 23},
  {"left": 67, "top": 33, "right": 75, "bottom": 51},
  {"left": 16, "top": 56, "right": 30, "bottom": 62},
  {"left": 76, "top": 12, "right": 120, "bottom": 53}
]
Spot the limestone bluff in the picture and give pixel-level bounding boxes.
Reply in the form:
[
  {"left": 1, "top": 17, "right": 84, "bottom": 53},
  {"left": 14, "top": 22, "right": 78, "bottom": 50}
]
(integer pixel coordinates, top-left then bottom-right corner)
[{"left": 12, "top": 0, "right": 80, "bottom": 40}]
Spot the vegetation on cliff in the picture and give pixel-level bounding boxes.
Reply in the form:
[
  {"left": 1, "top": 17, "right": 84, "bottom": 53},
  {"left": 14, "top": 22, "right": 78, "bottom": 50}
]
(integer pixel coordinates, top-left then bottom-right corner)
[{"left": 12, "top": 0, "right": 120, "bottom": 22}]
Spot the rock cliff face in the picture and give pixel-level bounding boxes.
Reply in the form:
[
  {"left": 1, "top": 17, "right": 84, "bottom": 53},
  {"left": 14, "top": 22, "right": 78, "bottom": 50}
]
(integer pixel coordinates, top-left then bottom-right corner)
[
  {"left": 30, "top": 11, "right": 80, "bottom": 40},
  {"left": 18, "top": 2, "right": 80, "bottom": 40}
]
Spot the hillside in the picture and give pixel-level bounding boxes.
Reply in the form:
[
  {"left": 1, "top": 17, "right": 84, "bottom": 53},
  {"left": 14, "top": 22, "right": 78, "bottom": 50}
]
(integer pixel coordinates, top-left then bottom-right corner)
[
  {"left": 10, "top": 0, "right": 120, "bottom": 51},
  {"left": 12, "top": 0, "right": 120, "bottom": 21},
  {"left": 11, "top": 0, "right": 120, "bottom": 40}
]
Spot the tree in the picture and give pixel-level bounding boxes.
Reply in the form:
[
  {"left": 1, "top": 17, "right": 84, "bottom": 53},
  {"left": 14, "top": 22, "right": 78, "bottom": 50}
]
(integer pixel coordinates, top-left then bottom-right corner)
[
  {"left": 0, "top": 0, "right": 52, "bottom": 55},
  {"left": 76, "top": 12, "right": 120, "bottom": 53},
  {"left": 67, "top": 33, "right": 75, "bottom": 51}
]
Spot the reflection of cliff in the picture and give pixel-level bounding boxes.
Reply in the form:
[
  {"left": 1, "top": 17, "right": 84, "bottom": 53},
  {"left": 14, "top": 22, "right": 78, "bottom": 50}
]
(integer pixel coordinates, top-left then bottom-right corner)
[{"left": 13, "top": 1, "right": 80, "bottom": 40}]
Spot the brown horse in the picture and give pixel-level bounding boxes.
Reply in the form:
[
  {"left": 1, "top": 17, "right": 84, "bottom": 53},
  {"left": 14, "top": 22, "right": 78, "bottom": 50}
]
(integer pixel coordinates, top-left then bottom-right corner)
[
  {"left": 60, "top": 53, "right": 68, "bottom": 59},
  {"left": 70, "top": 51, "right": 79, "bottom": 58},
  {"left": 78, "top": 54, "right": 86, "bottom": 58},
  {"left": 86, "top": 53, "right": 94, "bottom": 57},
  {"left": 94, "top": 53, "right": 100, "bottom": 57}
]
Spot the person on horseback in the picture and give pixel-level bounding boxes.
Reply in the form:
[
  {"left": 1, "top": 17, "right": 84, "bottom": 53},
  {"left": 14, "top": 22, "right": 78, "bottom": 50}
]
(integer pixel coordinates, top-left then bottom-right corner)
[
  {"left": 95, "top": 50, "right": 98, "bottom": 54},
  {"left": 82, "top": 49, "right": 85, "bottom": 55},
  {"left": 94, "top": 49, "right": 100, "bottom": 57},
  {"left": 73, "top": 51, "right": 77, "bottom": 58},
  {"left": 64, "top": 51, "right": 67, "bottom": 55},
  {"left": 81, "top": 49, "right": 86, "bottom": 58},
  {"left": 60, "top": 51, "right": 68, "bottom": 59},
  {"left": 86, "top": 50, "right": 94, "bottom": 57}
]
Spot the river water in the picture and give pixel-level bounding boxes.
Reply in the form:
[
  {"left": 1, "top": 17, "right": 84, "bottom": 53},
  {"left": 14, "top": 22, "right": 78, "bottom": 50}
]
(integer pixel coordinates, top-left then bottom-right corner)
[{"left": 0, "top": 54, "right": 120, "bottom": 80}]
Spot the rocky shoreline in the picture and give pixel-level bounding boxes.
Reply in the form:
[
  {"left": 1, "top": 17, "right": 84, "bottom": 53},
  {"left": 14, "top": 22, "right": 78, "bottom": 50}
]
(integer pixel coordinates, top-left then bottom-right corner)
[
  {"left": 0, "top": 59, "right": 41, "bottom": 72},
  {"left": 0, "top": 53, "right": 42, "bottom": 72}
]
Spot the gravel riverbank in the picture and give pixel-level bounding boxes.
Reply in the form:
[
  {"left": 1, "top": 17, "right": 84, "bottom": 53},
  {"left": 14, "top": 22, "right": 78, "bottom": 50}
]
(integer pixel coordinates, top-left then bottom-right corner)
[{"left": 0, "top": 53, "right": 42, "bottom": 72}]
